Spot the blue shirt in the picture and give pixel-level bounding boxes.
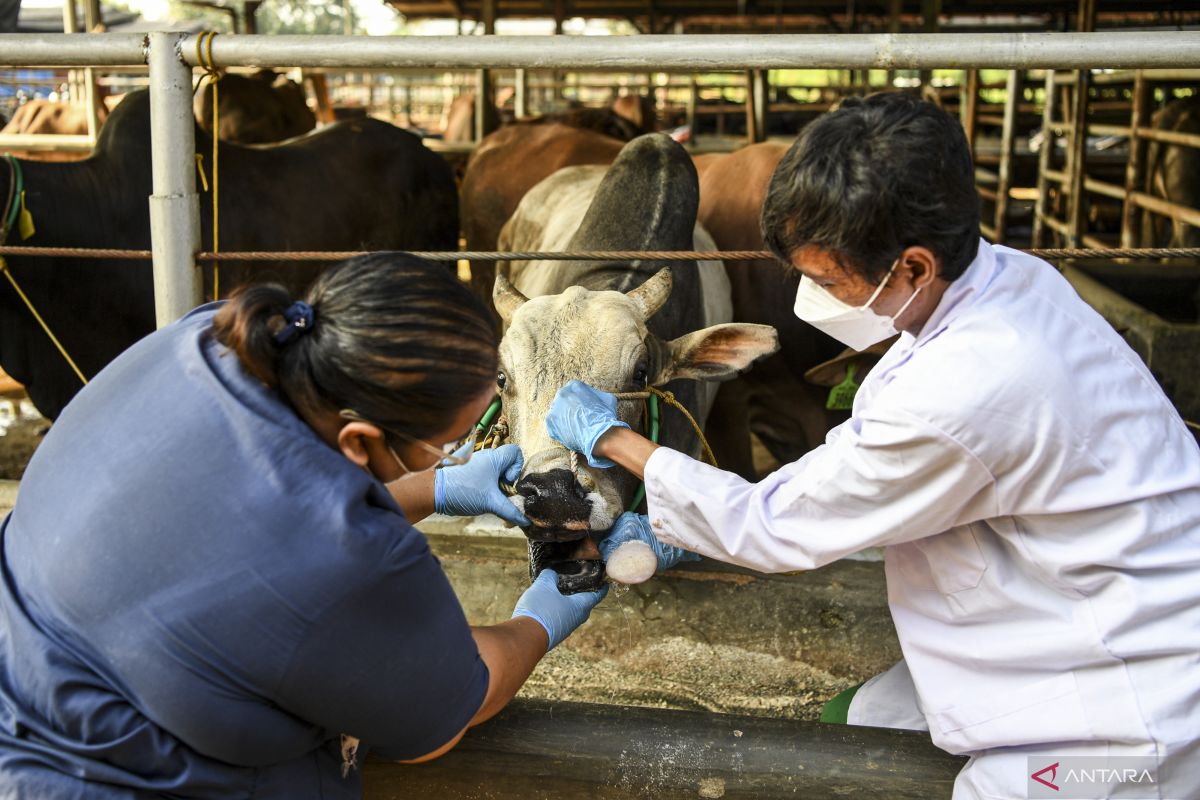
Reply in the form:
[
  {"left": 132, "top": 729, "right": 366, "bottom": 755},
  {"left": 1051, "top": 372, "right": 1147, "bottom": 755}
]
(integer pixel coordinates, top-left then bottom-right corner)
[{"left": 0, "top": 306, "right": 488, "bottom": 799}]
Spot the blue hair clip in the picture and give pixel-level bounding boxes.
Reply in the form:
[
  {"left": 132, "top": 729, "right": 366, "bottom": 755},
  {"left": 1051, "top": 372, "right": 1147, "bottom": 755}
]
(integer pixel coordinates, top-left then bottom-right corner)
[{"left": 275, "top": 301, "right": 315, "bottom": 345}]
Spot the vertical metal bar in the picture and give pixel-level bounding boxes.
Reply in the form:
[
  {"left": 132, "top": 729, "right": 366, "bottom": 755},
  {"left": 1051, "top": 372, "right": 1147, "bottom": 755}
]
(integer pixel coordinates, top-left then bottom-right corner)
[
  {"left": 1065, "top": 69, "right": 1090, "bottom": 248},
  {"left": 1120, "top": 70, "right": 1151, "bottom": 248},
  {"left": 403, "top": 75, "right": 412, "bottom": 127},
  {"left": 686, "top": 75, "right": 697, "bottom": 148},
  {"left": 515, "top": 67, "right": 528, "bottom": 119},
  {"left": 147, "top": 32, "right": 202, "bottom": 327},
  {"left": 993, "top": 69, "right": 1020, "bottom": 243},
  {"left": 474, "top": 68, "right": 489, "bottom": 143},
  {"left": 1032, "top": 69, "right": 1057, "bottom": 247},
  {"left": 919, "top": 0, "right": 940, "bottom": 88},
  {"left": 746, "top": 69, "right": 766, "bottom": 144}
]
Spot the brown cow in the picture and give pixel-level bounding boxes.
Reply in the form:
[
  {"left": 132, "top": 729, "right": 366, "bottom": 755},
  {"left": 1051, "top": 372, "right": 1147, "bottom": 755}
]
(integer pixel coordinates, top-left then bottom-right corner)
[
  {"left": 194, "top": 70, "right": 316, "bottom": 145},
  {"left": 460, "top": 122, "right": 625, "bottom": 317},
  {"left": 694, "top": 143, "right": 848, "bottom": 478},
  {"left": 0, "top": 100, "right": 109, "bottom": 162}
]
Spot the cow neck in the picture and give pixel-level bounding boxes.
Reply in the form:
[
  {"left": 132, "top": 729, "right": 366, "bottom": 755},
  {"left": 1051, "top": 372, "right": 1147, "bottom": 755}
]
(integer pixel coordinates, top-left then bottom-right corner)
[{"left": 471, "top": 392, "right": 662, "bottom": 514}]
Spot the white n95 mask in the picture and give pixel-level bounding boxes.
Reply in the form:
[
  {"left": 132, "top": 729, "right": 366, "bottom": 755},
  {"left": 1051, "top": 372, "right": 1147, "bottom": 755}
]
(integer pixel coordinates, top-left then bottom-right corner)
[{"left": 792, "top": 259, "right": 922, "bottom": 351}]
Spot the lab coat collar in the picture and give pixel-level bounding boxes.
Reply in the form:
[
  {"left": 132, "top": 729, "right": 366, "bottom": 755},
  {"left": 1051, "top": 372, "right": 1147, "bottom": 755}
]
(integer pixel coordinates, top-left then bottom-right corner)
[{"left": 913, "top": 238, "right": 997, "bottom": 345}]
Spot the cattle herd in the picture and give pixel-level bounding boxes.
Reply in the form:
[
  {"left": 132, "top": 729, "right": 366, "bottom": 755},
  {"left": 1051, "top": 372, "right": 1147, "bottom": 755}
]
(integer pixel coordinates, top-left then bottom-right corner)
[{"left": 0, "top": 77, "right": 1196, "bottom": 588}]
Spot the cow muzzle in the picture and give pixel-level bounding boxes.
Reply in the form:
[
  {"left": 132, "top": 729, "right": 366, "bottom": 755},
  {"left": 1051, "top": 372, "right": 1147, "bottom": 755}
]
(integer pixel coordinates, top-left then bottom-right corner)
[{"left": 514, "top": 468, "right": 598, "bottom": 541}]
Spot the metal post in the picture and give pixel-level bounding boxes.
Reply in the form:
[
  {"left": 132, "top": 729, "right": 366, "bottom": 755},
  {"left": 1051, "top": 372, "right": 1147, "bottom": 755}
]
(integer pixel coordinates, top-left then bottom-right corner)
[
  {"left": 474, "top": 68, "right": 489, "bottom": 142},
  {"left": 753, "top": 68, "right": 768, "bottom": 143},
  {"left": 1120, "top": 70, "right": 1151, "bottom": 248},
  {"left": 686, "top": 75, "right": 697, "bottom": 147},
  {"left": 885, "top": 0, "right": 901, "bottom": 87},
  {"left": 79, "top": 0, "right": 102, "bottom": 142},
  {"left": 147, "top": 32, "right": 202, "bottom": 327},
  {"left": 919, "top": 0, "right": 941, "bottom": 88},
  {"left": 993, "top": 69, "right": 1021, "bottom": 243},
  {"left": 1032, "top": 69, "right": 1057, "bottom": 247},
  {"left": 514, "top": 67, "right": 528, "bottom": 118}
]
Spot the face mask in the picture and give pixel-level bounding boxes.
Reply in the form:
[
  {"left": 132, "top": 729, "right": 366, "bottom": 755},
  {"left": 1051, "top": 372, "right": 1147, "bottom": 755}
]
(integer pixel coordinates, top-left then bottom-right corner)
[{"left": 792, "top": 259, "right": 923, "bottom": 351}]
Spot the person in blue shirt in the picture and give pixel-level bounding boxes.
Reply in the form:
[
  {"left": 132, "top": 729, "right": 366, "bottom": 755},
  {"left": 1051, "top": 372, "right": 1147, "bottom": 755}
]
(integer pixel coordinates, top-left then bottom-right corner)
[{"left": 0, "top": 253, "right": 604, "bottom": 799}]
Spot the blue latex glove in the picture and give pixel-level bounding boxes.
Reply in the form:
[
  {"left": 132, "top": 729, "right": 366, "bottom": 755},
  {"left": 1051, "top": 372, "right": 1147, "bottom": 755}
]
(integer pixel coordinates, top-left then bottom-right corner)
[
  {"left": 512, "top": 569, "right": 608, "bottom": 651},
  {"left": 435, "top": 444, "right": 530, "bottom": 526},
  {"left": 545, "top": 380, "right": 631, "bottom": 468},
  {"left": 599, "top": 512, "right": 701, "bottom": 571}
]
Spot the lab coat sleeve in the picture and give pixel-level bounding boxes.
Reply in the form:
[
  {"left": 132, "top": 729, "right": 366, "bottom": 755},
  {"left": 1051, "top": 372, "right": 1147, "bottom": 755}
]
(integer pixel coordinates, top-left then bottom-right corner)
[{"left": 644, "top": 406, "right": 999, "bottom": 573}]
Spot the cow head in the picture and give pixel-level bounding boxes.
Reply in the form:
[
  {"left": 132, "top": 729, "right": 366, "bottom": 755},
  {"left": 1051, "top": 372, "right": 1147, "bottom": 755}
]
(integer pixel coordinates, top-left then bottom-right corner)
[{"left": 493, "top": 267, "right": 778, "bottom": 587}]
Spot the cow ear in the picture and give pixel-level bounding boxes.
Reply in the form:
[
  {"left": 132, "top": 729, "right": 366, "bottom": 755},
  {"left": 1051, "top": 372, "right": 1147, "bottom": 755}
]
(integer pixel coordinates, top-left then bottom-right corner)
[{"left": 655, "top": 324, "right": 779, "bottom": 383}]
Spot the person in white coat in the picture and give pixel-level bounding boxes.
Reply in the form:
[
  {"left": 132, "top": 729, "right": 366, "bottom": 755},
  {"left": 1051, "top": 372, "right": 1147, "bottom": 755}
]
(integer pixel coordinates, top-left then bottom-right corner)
[{"left": 546, "top": 92, "right": 1200, "bottom": 800}]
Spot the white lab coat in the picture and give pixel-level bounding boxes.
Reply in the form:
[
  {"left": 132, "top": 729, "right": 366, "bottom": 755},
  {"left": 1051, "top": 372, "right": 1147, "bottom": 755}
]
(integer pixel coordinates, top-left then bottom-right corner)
[{"left": 644, "top": 241, "right": 1200, "bottom": 799}]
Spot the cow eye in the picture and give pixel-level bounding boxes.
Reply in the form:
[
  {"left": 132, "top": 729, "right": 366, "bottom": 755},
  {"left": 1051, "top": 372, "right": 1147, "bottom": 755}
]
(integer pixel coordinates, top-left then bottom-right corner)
[
  {"left": 497, "top": 370, "right": 508, "bottom": 391},
  {"left": 633, "top": 365, "right": 648, "bottom": 389}
]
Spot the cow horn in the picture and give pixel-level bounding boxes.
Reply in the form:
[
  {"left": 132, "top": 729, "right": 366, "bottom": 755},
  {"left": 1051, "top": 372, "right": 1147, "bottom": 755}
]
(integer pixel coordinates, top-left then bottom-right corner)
[
  {"left": 626, "top": 268, "right": 673, "bottom": 321},
  {"left": 493, "top": 273, "right": 529, "bottom": 324}
]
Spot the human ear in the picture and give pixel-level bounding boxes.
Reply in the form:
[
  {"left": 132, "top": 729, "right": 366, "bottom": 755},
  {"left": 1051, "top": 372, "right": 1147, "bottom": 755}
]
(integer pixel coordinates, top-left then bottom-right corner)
[
  {"left": 337, "top": 421, "right": 383, "bottom": 469},
  {"left": 899, "top": 246, "right": 940, "bottom": 290}
]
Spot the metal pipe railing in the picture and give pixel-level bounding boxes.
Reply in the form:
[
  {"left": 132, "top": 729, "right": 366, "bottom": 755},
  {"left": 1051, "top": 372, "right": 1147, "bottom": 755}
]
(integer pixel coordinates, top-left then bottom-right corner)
[
  {"left": 12, "top": 32, "right": 1196, "bottom": 71},
  {"left": 169, "top": 32, "right": 1200, "bottom": 71}
]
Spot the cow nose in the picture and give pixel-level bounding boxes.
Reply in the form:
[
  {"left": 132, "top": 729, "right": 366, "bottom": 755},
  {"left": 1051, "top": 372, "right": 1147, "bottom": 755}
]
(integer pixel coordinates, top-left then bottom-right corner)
[{"left": 515, "top": 468, "right": 593, "bottom": 535}]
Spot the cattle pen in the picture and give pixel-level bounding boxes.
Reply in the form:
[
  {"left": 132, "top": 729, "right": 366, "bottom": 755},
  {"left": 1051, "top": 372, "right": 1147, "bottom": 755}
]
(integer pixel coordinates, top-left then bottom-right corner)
[{"left": 3, "top": 24, "right": 1200, "bottom": 800}]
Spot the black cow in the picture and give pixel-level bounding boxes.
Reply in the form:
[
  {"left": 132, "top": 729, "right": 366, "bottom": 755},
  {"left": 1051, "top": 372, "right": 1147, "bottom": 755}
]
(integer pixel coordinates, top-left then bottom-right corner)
[{"left": 0, "top": 89, "right": 458, "bottom": 419}]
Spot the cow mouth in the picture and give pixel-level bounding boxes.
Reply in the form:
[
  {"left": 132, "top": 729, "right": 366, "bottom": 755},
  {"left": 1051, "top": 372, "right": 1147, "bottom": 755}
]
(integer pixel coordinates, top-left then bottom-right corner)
[
  {"left": 524, "top": 525, "right": 591, "bottom": 543},
  {"left": 529, "top": 538, "right": 607, "bottom": 595}
]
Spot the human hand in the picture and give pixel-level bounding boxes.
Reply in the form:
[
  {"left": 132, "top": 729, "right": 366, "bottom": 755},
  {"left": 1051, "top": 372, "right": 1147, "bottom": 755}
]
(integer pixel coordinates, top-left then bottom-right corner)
[
  {"left": 434, "top": 443, "right": 530, "bottom": 526},
  {"left": 511, "top": 568, "right": 608, "bottom": 651},
  {"left": 600, "top": 512, "right": 701, "bottom": 584},
  {"left": 545, "top": 380, "right": 631, "bottom": 468}
]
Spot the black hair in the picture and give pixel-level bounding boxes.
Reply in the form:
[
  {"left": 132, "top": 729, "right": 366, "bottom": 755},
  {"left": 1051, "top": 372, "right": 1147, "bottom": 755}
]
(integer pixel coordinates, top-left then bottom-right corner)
[
  {"left": 761, "top": 91, "right": 980, "bottom": 282},
  {"left": 211, "top": 253, "right": 498, "bottom": 441}
]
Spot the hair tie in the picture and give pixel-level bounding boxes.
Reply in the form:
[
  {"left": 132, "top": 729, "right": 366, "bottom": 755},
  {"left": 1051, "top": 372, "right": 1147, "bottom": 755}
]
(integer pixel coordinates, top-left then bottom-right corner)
[{"left": 275, "top": 301, "right": 315, "bottom": 345}]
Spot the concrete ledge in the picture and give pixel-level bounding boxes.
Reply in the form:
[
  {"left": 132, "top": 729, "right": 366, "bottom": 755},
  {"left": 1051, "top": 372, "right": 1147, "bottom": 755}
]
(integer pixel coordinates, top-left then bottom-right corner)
[{"left": 362, "top": 698, "right": 964, "bottom": 799}]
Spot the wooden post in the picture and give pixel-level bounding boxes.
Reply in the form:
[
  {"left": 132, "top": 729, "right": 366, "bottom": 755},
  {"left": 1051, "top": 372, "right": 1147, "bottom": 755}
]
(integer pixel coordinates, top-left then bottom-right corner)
[
  {"left": 1120, "top": 70, "right": 1152, "bottom": 248},
  {"left": 1065, "top": 71, "right": 1090, "bottom": 248},
  {"left": 1032, "top": 69, "right": 1058, "bottom": 248},
  {"left": 993, "top": 69, "right": 1021, "bottom": 243},
  {"left": 961, "top": 68, "right": 979, "bottom": 154},
  {"left": 1065, "top": 0, "right": 1095, "bottom": 248}
]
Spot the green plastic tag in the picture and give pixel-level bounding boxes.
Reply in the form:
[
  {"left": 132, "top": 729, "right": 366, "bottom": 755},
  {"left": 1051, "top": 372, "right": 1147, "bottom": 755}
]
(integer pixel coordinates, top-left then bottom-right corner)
[
  {"left": 17, "top": 191, "right": 34, "bottom": 240},
  {"left": 825, "top": 363, "right": 858, "bottom": 411}
]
